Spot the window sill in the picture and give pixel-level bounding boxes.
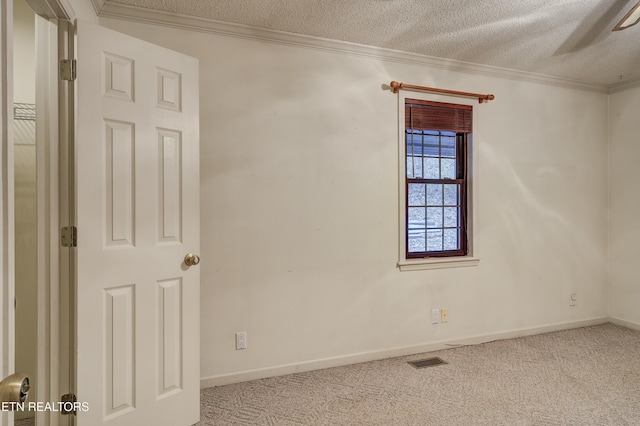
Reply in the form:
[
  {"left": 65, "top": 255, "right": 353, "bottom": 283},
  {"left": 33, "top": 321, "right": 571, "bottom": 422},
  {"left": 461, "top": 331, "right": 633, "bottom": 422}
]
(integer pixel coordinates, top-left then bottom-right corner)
[{"left": 398, "top": 256, "right": 479, "bottom": 271}]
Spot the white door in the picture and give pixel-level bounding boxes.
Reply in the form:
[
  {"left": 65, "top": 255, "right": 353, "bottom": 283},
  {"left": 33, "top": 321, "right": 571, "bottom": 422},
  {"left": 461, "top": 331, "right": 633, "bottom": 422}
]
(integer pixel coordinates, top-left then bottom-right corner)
[{"left": 76, "top": 21, "right": 200, "bottom": 426}]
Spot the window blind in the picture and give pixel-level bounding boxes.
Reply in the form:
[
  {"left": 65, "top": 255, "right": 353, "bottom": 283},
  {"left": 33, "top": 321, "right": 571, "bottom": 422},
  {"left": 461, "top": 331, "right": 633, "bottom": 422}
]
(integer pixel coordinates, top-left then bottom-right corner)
[{"left": 406, "top": 99, "right": 472, "bottom": 133}]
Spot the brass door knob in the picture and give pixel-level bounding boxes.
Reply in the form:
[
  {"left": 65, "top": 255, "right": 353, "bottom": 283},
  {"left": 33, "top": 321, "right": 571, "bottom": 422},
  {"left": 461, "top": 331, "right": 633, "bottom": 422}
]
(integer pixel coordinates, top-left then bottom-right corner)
[
  {"left": 0, "top": 373, "right": 29, "bottom": 405},
  {"left": 184, "top": 253, "right": 200, "bottom": 266}
]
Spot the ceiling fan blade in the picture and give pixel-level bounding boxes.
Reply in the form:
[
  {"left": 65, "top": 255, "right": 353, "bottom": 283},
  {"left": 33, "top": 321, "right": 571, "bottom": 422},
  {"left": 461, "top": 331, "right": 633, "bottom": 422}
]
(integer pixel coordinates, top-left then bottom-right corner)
[{"left": 613, "top": 1, "right": 640, "bottom": 31}]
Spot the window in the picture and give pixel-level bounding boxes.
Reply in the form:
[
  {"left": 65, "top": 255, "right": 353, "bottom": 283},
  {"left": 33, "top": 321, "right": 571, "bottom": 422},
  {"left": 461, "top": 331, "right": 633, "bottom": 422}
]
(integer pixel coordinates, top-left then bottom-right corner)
[{"left": 404, "top": 99, "right": 470, "bottom": 260}]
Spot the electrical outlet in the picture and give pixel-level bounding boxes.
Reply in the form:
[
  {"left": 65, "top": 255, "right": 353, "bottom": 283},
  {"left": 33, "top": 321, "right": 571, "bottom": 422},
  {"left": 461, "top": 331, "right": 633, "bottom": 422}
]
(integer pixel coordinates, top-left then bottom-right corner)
[
  {"left": 570, "top": 293, "right": 577, "bottom": 307},
  {"left": 441, "top": 308, "right": 449, "bottom": 323},
  {"left": 431, "top": 309, "right": 440, "bottom": 324},
  {"left": 235, "top": 331, "right": 247, "bottom": 350}
]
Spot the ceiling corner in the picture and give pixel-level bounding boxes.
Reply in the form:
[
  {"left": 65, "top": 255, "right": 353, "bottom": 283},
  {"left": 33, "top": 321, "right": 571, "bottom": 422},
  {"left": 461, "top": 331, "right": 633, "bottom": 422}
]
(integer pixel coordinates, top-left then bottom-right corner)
[
  {"left": 609, "top": 76, "right": 640, "bottom": 94},
  {"left": 91, "top": 0, "right": 106, "bottom": 15}
]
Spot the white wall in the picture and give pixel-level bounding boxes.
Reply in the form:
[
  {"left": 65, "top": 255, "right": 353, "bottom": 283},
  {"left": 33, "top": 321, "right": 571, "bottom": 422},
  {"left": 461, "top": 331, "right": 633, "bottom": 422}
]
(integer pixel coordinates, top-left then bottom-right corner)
[
  {"left": 609, "top": 85, "right": 640, "bottom": 327},
  {"left": 97, "top": 17, "right": 610, "bottom": 385}
]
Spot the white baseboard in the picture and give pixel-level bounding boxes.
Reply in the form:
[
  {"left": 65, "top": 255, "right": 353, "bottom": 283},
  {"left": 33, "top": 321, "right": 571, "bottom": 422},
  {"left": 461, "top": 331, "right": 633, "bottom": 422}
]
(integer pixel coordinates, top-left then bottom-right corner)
[
  {"left": 608, "top": 316, "right": 640, "bottom": 331},
  {"left": 200, "top": 316, "right": 609, "bottom": 389}
]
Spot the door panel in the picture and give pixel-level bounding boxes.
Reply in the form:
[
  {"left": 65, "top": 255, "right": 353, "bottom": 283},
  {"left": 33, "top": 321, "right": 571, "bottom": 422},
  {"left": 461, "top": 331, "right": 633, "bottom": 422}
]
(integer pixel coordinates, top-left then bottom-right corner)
[{"left": 76, "top": 21, "right": 199, "bottom": 426}]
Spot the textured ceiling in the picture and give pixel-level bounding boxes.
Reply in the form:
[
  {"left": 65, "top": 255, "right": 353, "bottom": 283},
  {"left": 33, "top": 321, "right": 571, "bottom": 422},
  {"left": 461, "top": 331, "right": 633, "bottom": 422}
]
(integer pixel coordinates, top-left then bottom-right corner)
[{"left": 106, "top": 0, "right": 640, "bottom": 86}]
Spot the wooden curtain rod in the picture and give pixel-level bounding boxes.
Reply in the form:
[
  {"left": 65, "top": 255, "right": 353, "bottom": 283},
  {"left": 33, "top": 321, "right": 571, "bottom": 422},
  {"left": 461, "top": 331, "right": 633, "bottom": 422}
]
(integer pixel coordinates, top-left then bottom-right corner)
[{"left": 390, "top": 81, "right": 495, "bottom": 103}]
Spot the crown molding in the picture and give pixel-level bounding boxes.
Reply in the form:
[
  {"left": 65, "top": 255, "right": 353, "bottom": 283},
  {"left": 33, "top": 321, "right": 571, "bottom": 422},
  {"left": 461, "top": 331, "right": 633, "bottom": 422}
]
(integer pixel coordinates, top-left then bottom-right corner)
[
  {"left": 97, "top": 1, "right": 610, "bottom": 94},
  {"left": 26, "top": 0, "right": 76, "bottom": 20},
  {"left": 609, "top": 76, "right": 640, "bottom": 94}
]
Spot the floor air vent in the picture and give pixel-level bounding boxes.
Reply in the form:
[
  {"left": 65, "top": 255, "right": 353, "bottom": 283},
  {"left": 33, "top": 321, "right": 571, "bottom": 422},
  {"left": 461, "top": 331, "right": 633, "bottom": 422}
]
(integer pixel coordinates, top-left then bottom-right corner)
[{"left": 408, "top": 357, "right": 448, "bottom": 369}]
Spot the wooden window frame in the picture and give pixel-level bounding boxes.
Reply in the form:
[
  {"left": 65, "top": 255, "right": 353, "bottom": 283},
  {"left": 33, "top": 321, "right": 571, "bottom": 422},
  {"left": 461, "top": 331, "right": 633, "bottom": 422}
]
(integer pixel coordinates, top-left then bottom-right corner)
[{"left": 405, "top": 131, "right": 468, "bottom": 258}]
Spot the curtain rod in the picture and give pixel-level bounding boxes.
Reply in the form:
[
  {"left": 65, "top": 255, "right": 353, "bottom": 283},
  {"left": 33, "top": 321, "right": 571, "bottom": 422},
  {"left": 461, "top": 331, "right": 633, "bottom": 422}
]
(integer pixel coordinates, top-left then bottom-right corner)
[{"left": 390, "top": 81, "right": 495, "bottom": 104}]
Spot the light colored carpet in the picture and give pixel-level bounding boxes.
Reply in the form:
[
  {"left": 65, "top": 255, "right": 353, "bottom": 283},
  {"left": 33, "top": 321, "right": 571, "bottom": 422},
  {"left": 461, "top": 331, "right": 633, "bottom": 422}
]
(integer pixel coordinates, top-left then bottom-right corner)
[{"left": 197, "top": 324, "right": 640, "bottom": 425}]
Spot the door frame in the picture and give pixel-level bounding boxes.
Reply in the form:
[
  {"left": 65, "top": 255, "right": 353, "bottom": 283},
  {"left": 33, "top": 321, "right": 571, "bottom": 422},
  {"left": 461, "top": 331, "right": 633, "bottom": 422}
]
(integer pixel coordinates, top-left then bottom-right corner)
[
  {"left": 0, "top": 1, "right": 75, "bottom": 425},
  {"left": 0, "top": 1, "right": 16, "bottom": 423}
]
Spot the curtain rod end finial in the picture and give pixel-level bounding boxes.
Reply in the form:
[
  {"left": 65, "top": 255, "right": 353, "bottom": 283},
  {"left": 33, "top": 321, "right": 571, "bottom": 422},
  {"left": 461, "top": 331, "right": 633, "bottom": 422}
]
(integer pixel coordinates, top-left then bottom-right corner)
[{"left": 480, "top": 94, "right": 495, "bottom": 103}]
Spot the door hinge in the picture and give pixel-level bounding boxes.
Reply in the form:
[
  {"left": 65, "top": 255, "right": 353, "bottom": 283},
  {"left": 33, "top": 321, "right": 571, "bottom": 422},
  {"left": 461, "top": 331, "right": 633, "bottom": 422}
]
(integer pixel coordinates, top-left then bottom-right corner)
[
  {"left": 60, "top": 393, "right": 77, "bottom": 415},
  {"left": 60, "top": 59, "right": 76, "bottom": 81},
  {"left": 61, "top": 226, "right": 77, "bottom": 248}
]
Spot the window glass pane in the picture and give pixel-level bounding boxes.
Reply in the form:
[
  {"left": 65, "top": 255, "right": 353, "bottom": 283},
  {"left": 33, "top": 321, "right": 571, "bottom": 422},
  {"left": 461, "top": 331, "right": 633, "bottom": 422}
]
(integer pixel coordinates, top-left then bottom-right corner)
[
  {"left": 408, "top": 207, "right": 426, "bottom": 253},
  {"left": 426, "top": 184, "right": 442, "bottom": 206},
  {"left": 424, "top": 157, "right": 439, "bottom": 179},
  {"left": 444, "top": 207, "right": 458, "bottom": 227},
  {"left": 441, "top": 158, "right": 456, "bottom": 179},
  {"left": 423, "top": 133, "right": 440, "bottom": 156},
  {"left": 427, "top": 207, "right": 443, "bottom": 228},
  {"left": 408, "top": 207, "right": 426, "bottom": 228},
  {"left": 444, "top": 184, "right": 458, "bottom": 206},
  {"left": 413, "top": 156, "right": 423, "bottom": 178},
  {"left": 408, "top": 184, "right": 426, "bottom": 207},
  {"left": 406, "top": 157, "right": 414, "bottom": 178},
  {"left": 406, "top": 132, "right": 423, "bottom": 156},
  {"left": 441, "top": 134, "right": 456, "bottom": 158},
  {"left": 443, "top": 229, "right": 459, "bottom": 251},
  {"left": 408, "top": 234, "right": 425, "bottom": 253},
  {"left": 427, "top": 229, "right": 443, "bottom": 251}
]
